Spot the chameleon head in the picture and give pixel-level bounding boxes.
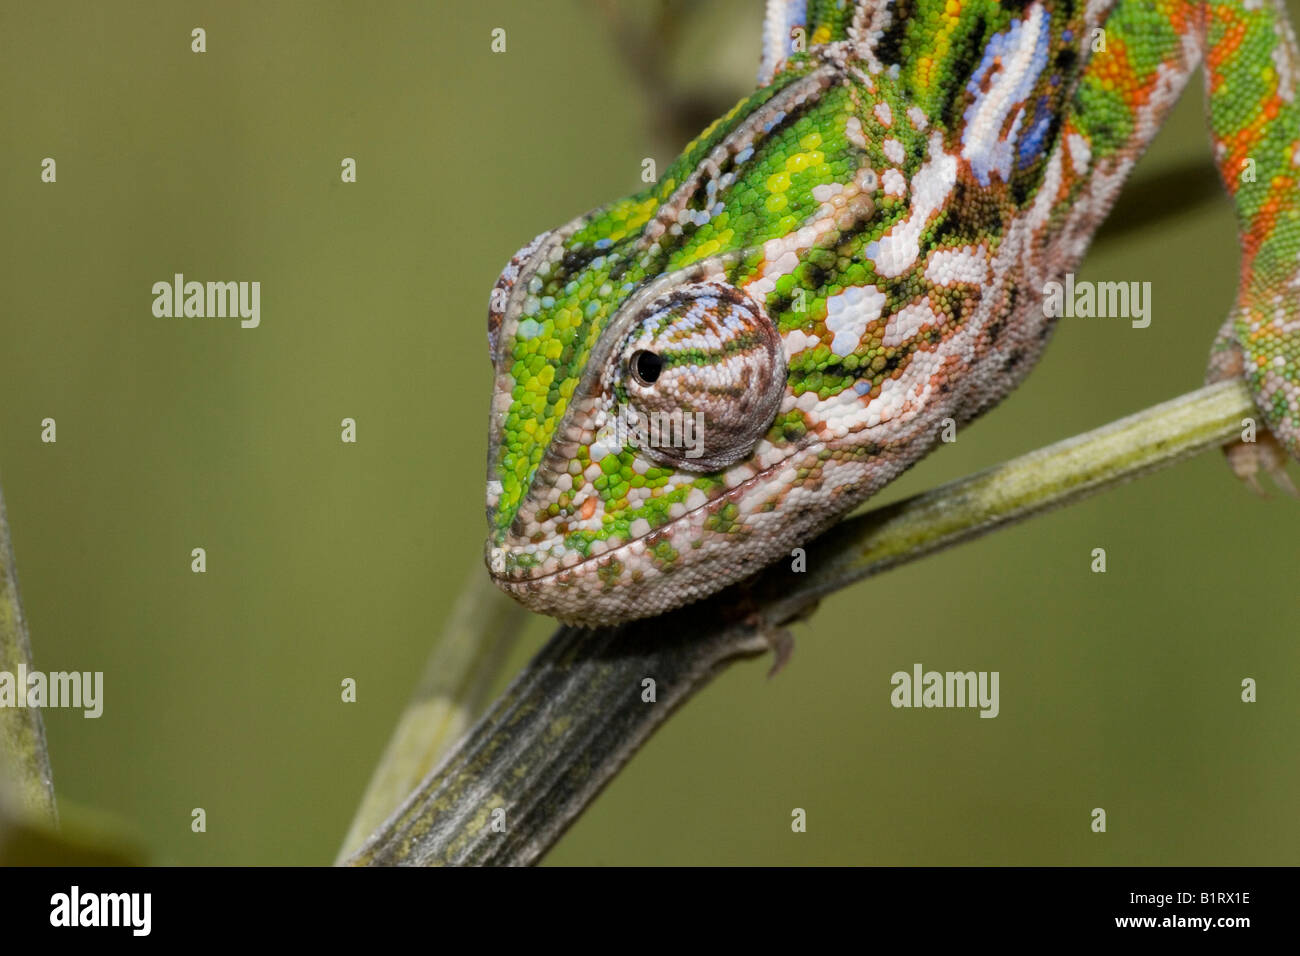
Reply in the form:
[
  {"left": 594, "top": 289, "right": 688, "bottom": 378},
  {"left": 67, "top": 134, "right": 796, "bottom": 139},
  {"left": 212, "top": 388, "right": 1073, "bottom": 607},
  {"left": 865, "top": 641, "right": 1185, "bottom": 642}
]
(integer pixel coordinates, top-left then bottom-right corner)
[
  {"left": 484, "top": 228, "right": 793, "bottom": 625},
  {"left": 484, "top": 63, "right": 915, "bottom": 625}
]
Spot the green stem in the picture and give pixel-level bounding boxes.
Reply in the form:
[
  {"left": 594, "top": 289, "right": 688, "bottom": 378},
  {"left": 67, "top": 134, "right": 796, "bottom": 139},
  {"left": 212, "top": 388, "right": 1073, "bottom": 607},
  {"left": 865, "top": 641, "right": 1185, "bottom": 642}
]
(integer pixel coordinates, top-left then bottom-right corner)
[
  {"left": 763, "top": 379, "right": 1254, "bottom": 623},
  {"left": 335, "top": 570, "right": 527, "bottom": 860},
  {"left": 345, "top": 381, "right": 1254, "bottom": 866},
  {"left": 0, "top": 483, "right": 57, "bottom": 826}
]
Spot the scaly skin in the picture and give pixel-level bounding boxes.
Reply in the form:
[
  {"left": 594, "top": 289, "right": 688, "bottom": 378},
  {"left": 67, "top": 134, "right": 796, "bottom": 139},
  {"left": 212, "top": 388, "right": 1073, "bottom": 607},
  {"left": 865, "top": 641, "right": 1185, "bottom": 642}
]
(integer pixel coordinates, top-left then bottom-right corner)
[{"left": 485, "top": 0, "right": 1300, "bottom": 625}]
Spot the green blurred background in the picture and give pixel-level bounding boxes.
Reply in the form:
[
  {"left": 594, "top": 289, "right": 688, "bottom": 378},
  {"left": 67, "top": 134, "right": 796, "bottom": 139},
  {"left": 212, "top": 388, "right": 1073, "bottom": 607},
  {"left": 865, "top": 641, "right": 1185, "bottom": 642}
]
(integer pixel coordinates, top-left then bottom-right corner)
[{"left": 1, "top": 0, "right": 1297, "bottom": 865}]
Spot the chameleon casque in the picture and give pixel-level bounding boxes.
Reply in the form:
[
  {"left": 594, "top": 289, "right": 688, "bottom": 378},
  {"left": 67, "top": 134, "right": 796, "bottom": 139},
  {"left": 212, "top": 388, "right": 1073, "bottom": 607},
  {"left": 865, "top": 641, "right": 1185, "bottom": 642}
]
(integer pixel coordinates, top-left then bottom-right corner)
[{"left": 485, "top": 0, "right": 1300, "bottom": 625}]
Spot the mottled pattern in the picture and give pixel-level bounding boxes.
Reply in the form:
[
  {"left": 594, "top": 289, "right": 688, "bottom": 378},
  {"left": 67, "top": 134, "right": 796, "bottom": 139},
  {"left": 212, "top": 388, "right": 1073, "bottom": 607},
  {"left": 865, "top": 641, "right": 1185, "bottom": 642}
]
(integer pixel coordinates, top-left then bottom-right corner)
[{"left": 485, "top": 0, "right": 1300, "bottom": 624}]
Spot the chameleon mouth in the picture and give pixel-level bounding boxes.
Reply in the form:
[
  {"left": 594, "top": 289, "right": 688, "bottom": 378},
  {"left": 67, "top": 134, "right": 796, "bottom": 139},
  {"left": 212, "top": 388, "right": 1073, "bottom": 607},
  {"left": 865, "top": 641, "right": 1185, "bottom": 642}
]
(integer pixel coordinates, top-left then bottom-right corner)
[{"left": 483, "top": 437, "right": 811, "bottom": 589}]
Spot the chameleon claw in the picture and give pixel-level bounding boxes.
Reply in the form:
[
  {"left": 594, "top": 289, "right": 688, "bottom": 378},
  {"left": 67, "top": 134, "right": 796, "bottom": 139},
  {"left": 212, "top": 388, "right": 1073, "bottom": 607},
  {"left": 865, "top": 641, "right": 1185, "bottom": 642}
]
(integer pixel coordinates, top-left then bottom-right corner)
[
  {"left": 763, "top": 627, "right": 795, "bottom": 678},
  {"left": 1272, "top": 465, "right": 1299, "bottom": 499}
]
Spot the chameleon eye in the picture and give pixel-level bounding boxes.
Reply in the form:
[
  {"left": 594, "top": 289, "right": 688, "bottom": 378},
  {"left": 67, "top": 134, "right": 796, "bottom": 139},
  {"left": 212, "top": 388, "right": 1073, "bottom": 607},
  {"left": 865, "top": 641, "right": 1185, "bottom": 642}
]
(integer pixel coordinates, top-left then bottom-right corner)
[
  {"left": 616, "top": 281, "right": 786, "bottom": 472},
  {"left": 630, "top": 349, "right": 663, "bottom": 386}
]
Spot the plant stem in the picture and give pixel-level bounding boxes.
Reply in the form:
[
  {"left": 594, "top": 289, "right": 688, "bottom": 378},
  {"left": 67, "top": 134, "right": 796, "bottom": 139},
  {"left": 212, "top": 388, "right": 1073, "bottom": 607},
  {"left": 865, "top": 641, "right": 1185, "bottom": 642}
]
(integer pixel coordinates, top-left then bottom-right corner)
[
  {"left": 335, "top": 570, "right": 527, "bottom": 860},
  {"left": 345, "top": 381, "right": 1254, "bottom": 866},
  {"left": 0, "top": 484, "right": 57, "bottom": 826}
]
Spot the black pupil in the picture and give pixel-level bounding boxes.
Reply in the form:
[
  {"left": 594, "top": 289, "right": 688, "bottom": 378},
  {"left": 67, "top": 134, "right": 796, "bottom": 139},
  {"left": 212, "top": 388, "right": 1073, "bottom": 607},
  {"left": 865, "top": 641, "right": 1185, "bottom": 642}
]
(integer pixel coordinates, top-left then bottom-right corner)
[{"left": 632, "top": 350, "right": 663, "bottom": 385}]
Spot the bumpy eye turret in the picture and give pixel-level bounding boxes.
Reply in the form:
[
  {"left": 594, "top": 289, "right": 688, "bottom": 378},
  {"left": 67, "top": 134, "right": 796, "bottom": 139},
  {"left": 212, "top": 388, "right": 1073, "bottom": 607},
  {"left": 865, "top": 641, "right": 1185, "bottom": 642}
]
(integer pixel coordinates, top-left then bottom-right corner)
[{"left": 615, "top": 281, "right": 786, "bottom": 472}]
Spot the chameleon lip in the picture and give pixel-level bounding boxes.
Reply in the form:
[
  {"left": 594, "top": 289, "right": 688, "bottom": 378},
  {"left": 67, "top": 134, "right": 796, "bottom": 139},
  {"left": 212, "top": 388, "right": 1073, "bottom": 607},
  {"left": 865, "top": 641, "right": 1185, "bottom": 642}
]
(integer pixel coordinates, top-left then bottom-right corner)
[{"left": 485, "top": 436, "right": 815, "bottom": 586}]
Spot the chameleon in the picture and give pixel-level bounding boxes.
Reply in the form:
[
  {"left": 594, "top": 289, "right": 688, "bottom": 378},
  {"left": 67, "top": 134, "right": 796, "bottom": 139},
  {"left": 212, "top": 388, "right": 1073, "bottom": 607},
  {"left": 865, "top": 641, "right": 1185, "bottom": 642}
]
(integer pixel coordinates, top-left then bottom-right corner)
[{"left": 484, "top": 0, "right": 1300, "bottom": 626}]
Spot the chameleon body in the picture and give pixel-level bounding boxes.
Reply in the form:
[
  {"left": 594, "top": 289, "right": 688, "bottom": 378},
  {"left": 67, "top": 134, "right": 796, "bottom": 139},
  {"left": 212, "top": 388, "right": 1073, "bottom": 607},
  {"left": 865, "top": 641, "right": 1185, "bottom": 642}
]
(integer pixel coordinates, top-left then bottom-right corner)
[{"left": 485, "top": 0, "right": 1300, "bottom": 625}]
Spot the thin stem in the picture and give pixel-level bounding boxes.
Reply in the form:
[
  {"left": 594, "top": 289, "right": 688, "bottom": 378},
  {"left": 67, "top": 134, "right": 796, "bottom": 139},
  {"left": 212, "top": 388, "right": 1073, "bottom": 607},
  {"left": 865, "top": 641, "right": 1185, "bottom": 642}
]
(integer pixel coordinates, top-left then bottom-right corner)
[
  {"left": 0, "top": 483, "right": 57, "bottom": 826},
  {"left": 762, "top": 379, "right": 1254, "bottom": 623},
  {"left": 336, "top": 570, "right": 528, "bottom": 860},
  {"left": 345, "top": 381, "right": 1255, "bottom": 866}
]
